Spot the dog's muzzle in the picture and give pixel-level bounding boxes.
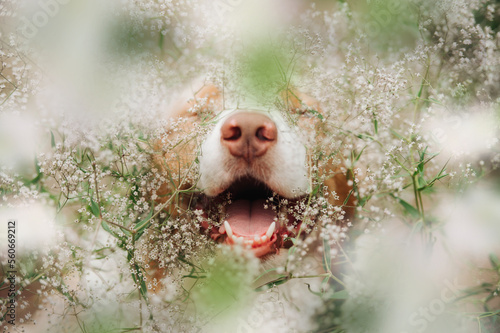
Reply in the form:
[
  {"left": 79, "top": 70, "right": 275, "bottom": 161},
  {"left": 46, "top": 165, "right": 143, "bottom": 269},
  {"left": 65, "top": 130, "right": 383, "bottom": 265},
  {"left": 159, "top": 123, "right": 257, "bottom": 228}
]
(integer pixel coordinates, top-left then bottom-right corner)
[{"left": 196, "top": 109, "right": 310, "bottom": 257}]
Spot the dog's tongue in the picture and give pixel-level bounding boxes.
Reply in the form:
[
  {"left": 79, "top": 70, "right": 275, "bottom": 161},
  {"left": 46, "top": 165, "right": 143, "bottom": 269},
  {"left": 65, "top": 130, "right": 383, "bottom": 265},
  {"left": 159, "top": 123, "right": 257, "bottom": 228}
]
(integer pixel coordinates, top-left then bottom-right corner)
[{"left": 226, "top": 199, "right": 275, "bottom": 236}]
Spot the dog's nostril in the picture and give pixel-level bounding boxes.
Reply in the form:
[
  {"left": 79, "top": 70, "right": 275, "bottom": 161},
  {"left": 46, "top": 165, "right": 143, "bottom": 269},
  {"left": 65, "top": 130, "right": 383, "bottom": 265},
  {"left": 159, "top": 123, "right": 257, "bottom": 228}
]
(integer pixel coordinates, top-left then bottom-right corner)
[
  {"left": 220, "top": 112, "right": 278, "bottom": 161},
  {"left": 222, "top": 123, "right": 242, "bottom": 141},
  {"left": 256, "top": 124, "right": 277, "bottom": 142}
]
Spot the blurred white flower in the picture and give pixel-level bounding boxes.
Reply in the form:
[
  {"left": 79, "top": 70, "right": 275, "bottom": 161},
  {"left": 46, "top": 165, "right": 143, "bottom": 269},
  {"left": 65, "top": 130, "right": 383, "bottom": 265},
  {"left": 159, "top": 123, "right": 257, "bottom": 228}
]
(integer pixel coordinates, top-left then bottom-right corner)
[
  {"left": 0, "top": 112, "right": 43, "bottom": 169},
  {"left": 439, "top": 183, "right": 500, "bottom": 261},
  {"left": 0, "top": 202, "right": 57, "bottom": 254},
  {"left": 426, "top": 107, "right": 499, "bottom": 160},
  {"left": 343, "top": 223, "right": 477, "bottom": 333}
]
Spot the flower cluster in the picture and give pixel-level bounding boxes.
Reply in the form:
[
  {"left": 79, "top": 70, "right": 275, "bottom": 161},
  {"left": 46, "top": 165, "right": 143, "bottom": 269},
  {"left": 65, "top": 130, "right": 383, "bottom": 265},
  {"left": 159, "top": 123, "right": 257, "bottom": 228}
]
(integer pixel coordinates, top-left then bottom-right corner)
[{"left": 1, "top": 0, "right": 500, "bottom": 332}]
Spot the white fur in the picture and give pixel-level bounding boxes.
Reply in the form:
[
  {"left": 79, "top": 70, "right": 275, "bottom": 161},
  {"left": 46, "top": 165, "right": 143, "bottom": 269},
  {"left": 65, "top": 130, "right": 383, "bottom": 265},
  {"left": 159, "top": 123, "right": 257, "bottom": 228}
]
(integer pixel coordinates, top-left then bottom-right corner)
[{"left": 197, "top": 108, "right": 310, "bottom": 198}]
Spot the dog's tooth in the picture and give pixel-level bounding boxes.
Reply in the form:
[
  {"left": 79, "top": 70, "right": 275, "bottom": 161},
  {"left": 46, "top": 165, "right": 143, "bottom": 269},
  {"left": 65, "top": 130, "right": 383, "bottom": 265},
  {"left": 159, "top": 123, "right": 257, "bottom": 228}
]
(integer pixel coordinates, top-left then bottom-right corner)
[
  {"left": 265, "top": 222, "right": 276, "bottom": 239},
  {"left": 224, "top": 221, "right": 233, "bottom": 238},
  {"left": 260, "top": 235, "right": 267, "bottom": 243},
  {"left": 244, "top": 240, "right": 253, "bottom": 247},
  {"left": 254, "top": 235, "right": 260, "bottom": 244},
  {"left": 233, "top": 236, "right": 244, "bottom": 244}
]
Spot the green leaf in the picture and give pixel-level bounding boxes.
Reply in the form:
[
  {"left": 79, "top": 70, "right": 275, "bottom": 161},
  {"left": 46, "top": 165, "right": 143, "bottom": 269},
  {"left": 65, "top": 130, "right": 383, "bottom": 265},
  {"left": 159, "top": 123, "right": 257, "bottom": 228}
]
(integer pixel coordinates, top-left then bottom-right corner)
[
  {"left": 419, "top": 147, "right": 427, "bottom": 162},
  {"left": 435, "top": 173, "right": 449, "bottom": 181},
  {"left": 358, "top": 194, "right": 372, "bottom": 207},
  {"left": 134, "top": 208, "right": 154, "bottom": 241},
  {"left": 417, "top": 175, "right": 428, "bottom": 190},
  {"left": 400, "top": 199, "right": 420, "bottom": 218},
  {"left": 427, "top": 97, "right": 443, "bottom": 105},
  {"left": 134, "top": 208, "right": 153, "bottom": 231},
  {"left": 373, "top": 118, "right": 378, "bottom": 134},
  {"left": 391, "top": 194, "right": 420, "bottom": 219},
  {"left": 311, "top": 184, "right": 321, "bottom": 196},
  {"left": 329, "top": 290, "right": 349, "bottom": 300},
  {"left": 34, "top": 156, "right": 40, "bottom": 175},
  {"left": 90, "top": 198, "right": 100, "bottom": 217},
  {"left": 121, "top": 328, "right": 144, "bottom": 332},
  {"left": 322, "top": 238, "right": 332, "bottom": 273},
  {"left": 356, "top": 133, "right": 375, "bottom": 141},
  {"left": 322, "top": 275, "right": 330, "bottom": 286},
  {"left": 254, "top": 275, "right": 290, "bottom": 292},
  {"left": 30, "top": 173, "right": 42, "bottom": 185},
  {"left": 131, "top": 264, "right": 149, "bottom": 302},
  {"left": 343, "top": 189, "right": 354, "bottom": 206},
  {"left": 56, "top": 280, "right": 76, "bottom": 303},
  {"left": 50, "top": 131, "right": 56, "bottom": 148},
  {"left": 30, "top": 156, "right": 43, "bottom": 184},
  {"left": 390, "top": 129, "right": 405, "bottom": 141},
  {"left": 253, "top": 267, "right": 280, "bottom": 283},
  {"left": 489, "top": 253, "right": 500, "bottom": 270},
  {"left": 417, "top": 77, "right": 425, "bottom": 99},
  {"left": 101, "top": 220, "right": 114, "bottom": 235},
  {"left": 308, "top": 108, "right": 324, "bottom": 120},
  {"left": 416, "top": 161, "right": 424, "bottom": 175},
  {"left": 425, "top": 160, "right": 449, "bottom": 189},
  {"left": 355, "top": 146, "right": 367, "bottom": 163}
]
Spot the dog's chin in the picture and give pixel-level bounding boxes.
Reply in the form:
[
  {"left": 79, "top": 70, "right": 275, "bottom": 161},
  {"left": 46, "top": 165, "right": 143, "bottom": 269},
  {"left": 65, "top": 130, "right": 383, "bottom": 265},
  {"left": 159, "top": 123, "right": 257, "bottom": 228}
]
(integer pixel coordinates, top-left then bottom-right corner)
[{"left": 195, "top": 175, "right": 307, "bottom": 258}]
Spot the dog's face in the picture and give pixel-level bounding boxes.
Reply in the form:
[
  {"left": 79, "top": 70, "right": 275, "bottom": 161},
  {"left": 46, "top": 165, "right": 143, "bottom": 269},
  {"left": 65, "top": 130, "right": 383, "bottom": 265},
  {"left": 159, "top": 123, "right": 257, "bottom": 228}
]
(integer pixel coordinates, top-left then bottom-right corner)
[
  {"left": 154, "top": 84, "right": 353, "bottom": 258},
  {"left": 198, "top": 109, "right": 310, "bottom": 198},
  {"left": 196, "top": 107, "right": 311, "bottom": 257}
]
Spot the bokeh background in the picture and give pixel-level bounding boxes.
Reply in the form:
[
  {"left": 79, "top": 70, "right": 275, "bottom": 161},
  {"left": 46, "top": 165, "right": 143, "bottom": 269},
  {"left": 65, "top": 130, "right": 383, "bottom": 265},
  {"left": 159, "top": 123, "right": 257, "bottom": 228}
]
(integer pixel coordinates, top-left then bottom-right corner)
[{"left": 1, "top": 0, "right": 500, "bottom": 332}]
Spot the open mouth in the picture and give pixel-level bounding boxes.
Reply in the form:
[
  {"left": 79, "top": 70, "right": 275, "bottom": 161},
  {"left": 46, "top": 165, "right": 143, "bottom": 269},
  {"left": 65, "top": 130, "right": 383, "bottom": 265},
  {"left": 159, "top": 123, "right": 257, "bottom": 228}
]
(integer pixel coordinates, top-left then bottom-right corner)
[{"left": 195, "top": 176, "right": 305, "bottom": 257}]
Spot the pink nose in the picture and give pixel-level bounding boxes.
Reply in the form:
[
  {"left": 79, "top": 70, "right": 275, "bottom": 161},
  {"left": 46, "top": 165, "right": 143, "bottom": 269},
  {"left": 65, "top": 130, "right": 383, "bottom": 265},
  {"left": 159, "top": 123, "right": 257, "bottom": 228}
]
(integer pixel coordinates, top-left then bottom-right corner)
[{"left": 221, "top": 112, "right": 277, "bottom": 162}]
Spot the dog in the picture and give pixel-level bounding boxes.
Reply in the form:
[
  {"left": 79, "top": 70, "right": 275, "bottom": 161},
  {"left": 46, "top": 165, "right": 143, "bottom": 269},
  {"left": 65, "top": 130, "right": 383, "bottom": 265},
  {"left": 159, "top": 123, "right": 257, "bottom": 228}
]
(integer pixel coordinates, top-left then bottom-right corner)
[
  {"left": 143, "top": 81, "right": 357, "bottom": 331},
  {"left": 152, "top": 82, "right": 355, "bottom": 260}
]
